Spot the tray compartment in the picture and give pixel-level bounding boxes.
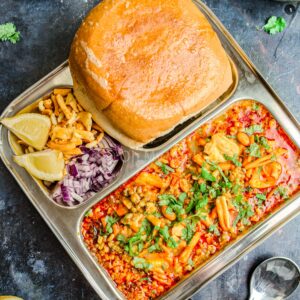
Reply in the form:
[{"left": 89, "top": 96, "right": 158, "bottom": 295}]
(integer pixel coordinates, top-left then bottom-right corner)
[
  {"left": 77, "top": 98, "right": 300, "bottom": 299},
  {"left": 1, "top": 84, "right": 126, "bottom": 209}
]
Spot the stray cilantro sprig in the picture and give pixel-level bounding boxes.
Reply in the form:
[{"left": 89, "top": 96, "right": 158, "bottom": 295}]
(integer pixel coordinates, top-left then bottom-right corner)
[
  {"left": 263, "top": 16, "right": 286, "bottom": 35},
  {"left": 244, "top": 125, "right": 263, "bottom": 135},
  {"left": 0, "top": 22, "right": 21, "bottom": 44},
  {"left": 224, "top": 154, "right": 242, "bottom": 167},
  {"left": 155, "top": 161, "right": 174, "bottom": 175}
]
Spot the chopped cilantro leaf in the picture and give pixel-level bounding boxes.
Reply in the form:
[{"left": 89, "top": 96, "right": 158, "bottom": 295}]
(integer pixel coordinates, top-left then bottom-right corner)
[
  {"left": 263, "top": 16, "right": 286, "bottom": 35},
  {"left": 195, "top": 195, "right": 208, "bottom": 211},
  {"left": 256, "top": 193, "right": 266, "bottom": 205},
  {"left": 133, "top": 257, "right": 152, "bottom": 270},
  {"left": 244, "top": 125, "right": 263, "bottom": 135},
  {"left": 0, "top": 22, "right": 21, "bottom": 44},
  {"left": 188, "top": 258, "right": 195, "bottom": 267},
  {"left": 208, "top": 224, "right": 220, "bottom": 236},
  {"left": 247, "top": 143, "right": 261, "bottom": 158},
  {"left": 233, "top": 195, "right": 254, "bottom": 226},
  {"left": 256, "top": 136, "right": 270, "bottom": 150},
  {"left": 148, "top": 243, "right": 161, "bottom": 253},
  {"left": 200, "top": 183, "right": 207, "bottom": 193},
  {"left": 275, "top": 186, "right": 289, "bottom": 200},
  {"left": 105, "top": 216, "right": 119, "bottom": 234},
  {"left": 159, "top": 226, "right": 170, "bottom": 242},
  {"left": 182, "top": 221, "right": 195, "bottom": 243},
  {"left": 117, "top": 234, "right": 127, "bottom": 244},
  {"left": 140, "top": 277, "right": 150, "bottom": 282},
  {"left": 256, "top": 193, "right": 266, "bottom": 201},
  {"left": 252, "top": 103, "right": 260, "bottom": 111},
  {"left": 201, "top": 166, "right": 216, "bottom": 182},
  {"left": 155, "top": 161, "right": 174, "bottom": 174},
  {"left": 167, "top": 237, "right": 178, "bottom": 248},
  {"left": 224, "top": 154, "right": 242, "bottom": 167},
  {"left": 271, "top": 154, "right": 277, "bottom": 161},
  {"left": 232, "top": 184, "right": 241, "bottom": 195},
  {"left": 178, "top": 192, "right": 187, "bottom": 202}
]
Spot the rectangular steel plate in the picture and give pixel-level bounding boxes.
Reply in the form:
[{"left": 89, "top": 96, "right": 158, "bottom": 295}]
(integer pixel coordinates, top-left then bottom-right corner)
[{"left": 0, "top": 1, "right": 299, "bottom": 299}]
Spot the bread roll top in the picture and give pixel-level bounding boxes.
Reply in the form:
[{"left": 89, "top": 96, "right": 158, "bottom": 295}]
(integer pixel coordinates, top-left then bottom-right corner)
[{"left": 69, "top": 0, "right": 233, "bottom": 144}]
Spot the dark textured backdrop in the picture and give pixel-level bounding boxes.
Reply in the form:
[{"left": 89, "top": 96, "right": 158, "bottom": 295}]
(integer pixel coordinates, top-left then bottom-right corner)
[{"left": 0, "top": 1, "right": 299, "bottom": 299}]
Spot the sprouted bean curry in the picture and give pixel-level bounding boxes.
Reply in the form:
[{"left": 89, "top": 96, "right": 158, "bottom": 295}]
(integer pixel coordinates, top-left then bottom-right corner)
[{"left": 82, "top": 100, "right": 300, "bottom": 300}]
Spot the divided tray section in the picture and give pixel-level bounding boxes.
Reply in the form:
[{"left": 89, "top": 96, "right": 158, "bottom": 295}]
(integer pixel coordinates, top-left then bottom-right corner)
[{"left": 77, "top": 98, "right": 300, "bottom": 300}]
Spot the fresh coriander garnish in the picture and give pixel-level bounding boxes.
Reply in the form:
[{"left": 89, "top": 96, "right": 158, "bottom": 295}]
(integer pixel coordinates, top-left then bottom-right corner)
[
  {"left": 167, "top": 237, "right": 178, "bottom": 248},
  {"left": 0, "top": 22, "right": 21, "bottom": 44},
  {"left": 263, "top": 16, "right": 286, "bottom": 35},
  {"left": 140, "top": 277, "right": 151, "bottom": 282},
  {"left": 244, "top": 125, "right": 263, "bottom": 135},
  {"left": 105, "top": 215, "right": 119, "bottom": 234},
  {"left": 255, "top": 136, "right": 270, "bottom": 150},
  {"left": 159, "top": 226, "right": 170, "bottom": 242},
  {"left": 256, "top": 193, "right": 266, "bottom": 205},
  {"left": 182, "top": 221, "right": 196, "bottom": 243},
  {"left": 155, "top": 161, "right": 174, "bottom": 174},
  {"left": 158, "top": 194, "right": 185, "bottom": 219},
  {"left": 224, "top": 154, "right": 242, "bottom": 167},
  {"left": 252, "top": 103, "right": 260, "bottom": 111},
  {"left": 247, "top": 143, "right": 261, "bottom": 158},
  {"left": 133, "top": 257, "right": 152, "bottom": 270},
  {"left": 275, "top": 186, "right": 289, "bottom": 200},
  {"left": 201, "top": 166, "right": 216, "bottom": 181},
  {"left": 188, "top": 258, "right": 195, "bottom": 267},
  {"left": 208, "top": 224, "right": 220, "bottom": 236},
  {"left": 117, "top": 234, "right": 127, "bottom": 244},
  {"left": 233, "top": 195, "right": 254, "bottom": 226},
  {"left": 147, "top": 242, "right": 161, "bottom": 253}
]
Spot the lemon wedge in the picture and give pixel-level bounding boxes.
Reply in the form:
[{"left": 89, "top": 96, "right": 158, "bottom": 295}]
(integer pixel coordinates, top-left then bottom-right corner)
[
  {"left": 1, "top": 113, "right": 51, "bottom": 150},
  {"left": 14, "top": 150, "right": 65, "bottom": 181}
]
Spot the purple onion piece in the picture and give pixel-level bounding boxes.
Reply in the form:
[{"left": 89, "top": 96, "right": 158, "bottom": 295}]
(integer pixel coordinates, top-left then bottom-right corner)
[{"left": 52, "top": 134, "right": 123, "bottom": 206}]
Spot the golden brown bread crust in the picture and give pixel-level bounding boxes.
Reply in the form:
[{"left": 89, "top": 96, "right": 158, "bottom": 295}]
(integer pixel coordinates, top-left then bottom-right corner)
[{"left": 69, "top": 0, "right": 233, "bottom": 144}]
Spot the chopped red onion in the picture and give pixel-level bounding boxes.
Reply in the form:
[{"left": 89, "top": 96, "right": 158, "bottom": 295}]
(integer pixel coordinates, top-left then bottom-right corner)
[{"left": 52, "top": 135, "right": 123, "bottom": 206}]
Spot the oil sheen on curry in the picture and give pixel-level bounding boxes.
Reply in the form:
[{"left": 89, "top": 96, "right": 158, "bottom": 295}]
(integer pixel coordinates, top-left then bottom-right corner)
[{"left": 81, "top": 100, "right": 300, "bottom": 300}]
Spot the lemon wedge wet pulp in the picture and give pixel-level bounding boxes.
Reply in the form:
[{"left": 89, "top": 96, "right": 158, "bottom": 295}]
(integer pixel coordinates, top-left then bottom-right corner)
[
  {"left": 1, "top": 113, "right": 51, "bottom": 150},
  {"left": 14, "top": 150, "right": 65, "bottom": 182}
]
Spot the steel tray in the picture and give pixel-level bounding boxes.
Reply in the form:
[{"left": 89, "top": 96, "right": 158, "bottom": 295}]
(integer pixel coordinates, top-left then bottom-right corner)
[{"left": 0, "top": 1, "right": 300, "bottom": 299}]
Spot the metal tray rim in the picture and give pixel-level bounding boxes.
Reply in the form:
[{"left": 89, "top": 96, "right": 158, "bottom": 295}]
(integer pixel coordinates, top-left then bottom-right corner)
[{"left": 0, "top": 1, "right": 299, "bottom": 300}]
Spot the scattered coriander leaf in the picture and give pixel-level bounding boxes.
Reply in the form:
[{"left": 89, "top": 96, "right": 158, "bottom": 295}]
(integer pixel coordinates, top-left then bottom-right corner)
[
  {"left": 133, "top": 257, "right": 152, "bottom": 270},
  {"left": 224, "top": 154, "right": 242, "bottom": 167},
  {"left": 275, "top": 186, "right": 289, "bottom": 200},
  {"left": 252, "top": 103, "right": 260, "bottom": 111},
  {"left": 244, "top": 125, "right": 263, "bottom": 135},
  {"left": 0, "top": 22, "right": 21, "bottom": 44},
  {"left": 117, "top": 234, "right": 127, "bottom": 244},
  {"left": 256, "top": 193, "right": 266, "bottom": 205},
  {"left": 178, "top": 192, "right": 187, "bottom": 202},
  {"left": 140, "top": 277, "right": 150, "bottom": 282},
  {"left": 201, "top": 166, "right": 216, "bottom": 181},
  {"left": 208, "top": 224, "right": 220, "bottom": 236},
  {"left": 263, "top": 16, "right": 286, "bottom": 35},
  {"left": 155, "top": 161, "right": 174, "bottom": 175},
  {"left": 256, "top": 193, "right": 266, "bottom": 201},
  {"left": 247, "top": 143, "right": 261, "bottom": 157},
  {"left": 188, "top": 258, "right": 195, "bottom": 267},
  {"left": 105, "top": 215, "right": 119, "bottom": 234},
  {"left": 159, "top": 226, "right": 170, "bottom": 242},
  {"left": 167, "top": 237, "right": 178, "bottom": 248},
  {"left": 148, "top": 243, "right": 161, "bottom": 253},
  {"left": 257, "top": 136, "right": 270, "bottom": 150},
  {"left": 182, "top": 221, "right": 195, "bottom": 243}
]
